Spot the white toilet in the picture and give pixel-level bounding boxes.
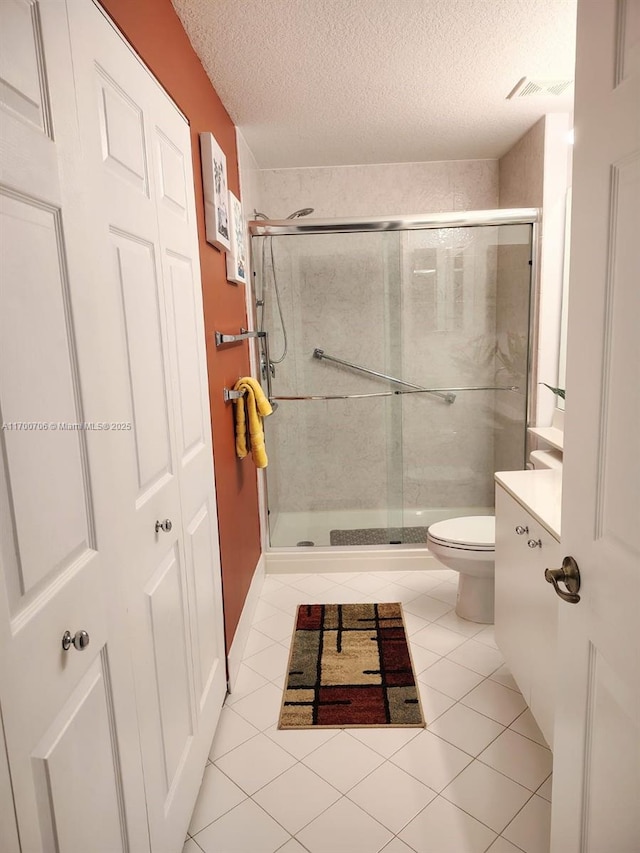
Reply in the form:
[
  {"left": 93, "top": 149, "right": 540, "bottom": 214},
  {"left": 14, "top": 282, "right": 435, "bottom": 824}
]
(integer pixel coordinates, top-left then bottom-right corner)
[{"left": 426, "top": 516, "right": 496, "bottom": 624}]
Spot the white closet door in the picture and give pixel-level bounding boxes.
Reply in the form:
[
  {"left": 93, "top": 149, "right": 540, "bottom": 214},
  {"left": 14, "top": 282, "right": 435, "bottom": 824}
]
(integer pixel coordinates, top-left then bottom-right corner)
[
  {"left": 0, "top": 1, "right": 149, "bottom": 851},
  {"left": 65, "top": 2, "right": 227, "bottom": 850}
]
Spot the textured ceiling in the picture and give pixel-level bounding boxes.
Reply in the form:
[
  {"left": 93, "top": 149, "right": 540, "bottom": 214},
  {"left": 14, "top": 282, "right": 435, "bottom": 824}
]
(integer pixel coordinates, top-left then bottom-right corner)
[{"left": 172, "top": 0, "right": 577, "bottom": 168}]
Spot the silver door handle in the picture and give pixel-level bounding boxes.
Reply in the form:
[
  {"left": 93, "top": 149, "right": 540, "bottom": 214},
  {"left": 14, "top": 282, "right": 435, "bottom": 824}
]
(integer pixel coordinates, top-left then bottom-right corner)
[
  {"left": 62, "top": 629, "right": 90, "bottom": 651},
  {"left": 545, "top": 556, "right": 581, "bottom": 604},
  {"left": 155, "top": 519, "right": 173, "bottom": 533}
]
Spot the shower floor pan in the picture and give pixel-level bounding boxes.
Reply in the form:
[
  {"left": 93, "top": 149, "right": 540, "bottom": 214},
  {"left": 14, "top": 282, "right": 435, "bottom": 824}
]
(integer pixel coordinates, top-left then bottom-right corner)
[{"left": 269, "top": 506, "right": 493, "bottom": 548}]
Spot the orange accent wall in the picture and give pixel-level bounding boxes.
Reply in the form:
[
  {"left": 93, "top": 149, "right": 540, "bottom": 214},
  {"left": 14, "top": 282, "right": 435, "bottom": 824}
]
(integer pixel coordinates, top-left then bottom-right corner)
[{"left": 100, "top": 0, "right": 262, "bottom": 651}]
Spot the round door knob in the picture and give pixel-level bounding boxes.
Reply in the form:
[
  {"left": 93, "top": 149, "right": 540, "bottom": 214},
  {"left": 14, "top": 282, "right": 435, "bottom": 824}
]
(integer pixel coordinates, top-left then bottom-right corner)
[
  {"left": 155, "top": 519, "right": 173, "bottom": 534},
  {"left": 515, "top": 525, "right": 529, "bottom": 535},
  {"left": 62, "top": 629, "right": 90, "bottom": 651},
  {"left": 527, "top": 538, "right": 542, "bottom": 549}
]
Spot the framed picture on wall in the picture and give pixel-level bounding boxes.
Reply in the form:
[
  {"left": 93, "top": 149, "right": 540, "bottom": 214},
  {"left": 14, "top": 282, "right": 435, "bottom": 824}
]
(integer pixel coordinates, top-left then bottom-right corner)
[
  {"left": 226, "top": 191, "right": 248, "bottom": 285},
  {"left": 199, "top": 131, "right": 231, "bottom": 251}
]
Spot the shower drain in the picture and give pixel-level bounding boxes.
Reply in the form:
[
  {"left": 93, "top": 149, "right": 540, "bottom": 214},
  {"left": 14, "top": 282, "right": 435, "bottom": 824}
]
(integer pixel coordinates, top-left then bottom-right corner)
[{"left": 296, "top": 540, "right": 315, "bottom": 547}]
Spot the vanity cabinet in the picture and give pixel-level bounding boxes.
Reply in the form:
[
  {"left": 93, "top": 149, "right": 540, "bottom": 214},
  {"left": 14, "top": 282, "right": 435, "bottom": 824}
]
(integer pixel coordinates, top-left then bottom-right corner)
[{"left": 494, "top": 472, "right": 562, "bottom": 749}]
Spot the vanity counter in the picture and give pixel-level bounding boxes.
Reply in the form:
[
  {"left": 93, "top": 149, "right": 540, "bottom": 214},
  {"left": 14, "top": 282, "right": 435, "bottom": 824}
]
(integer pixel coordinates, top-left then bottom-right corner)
[{"left": 494, "top": 469, "right": 562, "bottom": 541}]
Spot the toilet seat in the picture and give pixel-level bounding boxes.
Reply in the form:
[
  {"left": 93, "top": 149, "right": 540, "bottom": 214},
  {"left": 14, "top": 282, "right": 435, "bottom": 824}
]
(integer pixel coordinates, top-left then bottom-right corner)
[{"left": 427, "top": 516, "right": 495, "bottom": 552}]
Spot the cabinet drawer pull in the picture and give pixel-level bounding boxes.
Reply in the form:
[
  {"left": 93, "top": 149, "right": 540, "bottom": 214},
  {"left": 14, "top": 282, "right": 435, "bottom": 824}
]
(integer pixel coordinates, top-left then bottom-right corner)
[
  {"left": 527, "top": 538, "right": 542, "bottom": 549},
  {"left": 515, "top": 525, "right": 529, "bottom": 535}
]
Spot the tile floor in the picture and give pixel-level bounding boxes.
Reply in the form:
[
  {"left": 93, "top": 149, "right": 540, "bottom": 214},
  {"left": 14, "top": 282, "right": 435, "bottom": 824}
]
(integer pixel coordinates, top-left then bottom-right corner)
[{"left": 185, "top": 568, "right": 553, "bottom": 853}]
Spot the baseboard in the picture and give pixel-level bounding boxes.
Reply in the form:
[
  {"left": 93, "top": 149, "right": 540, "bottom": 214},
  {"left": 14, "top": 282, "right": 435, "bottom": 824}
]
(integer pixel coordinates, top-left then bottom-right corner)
[
  {"left": 265, "top": 547, "right": 437, "bottom": 574},
  {"left": 227, "top": 553, "right": 266, "bottom": 692}
]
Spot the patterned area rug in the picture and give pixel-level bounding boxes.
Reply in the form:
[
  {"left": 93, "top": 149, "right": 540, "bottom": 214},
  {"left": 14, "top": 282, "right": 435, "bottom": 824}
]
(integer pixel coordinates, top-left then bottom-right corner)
[
  {"left": 329, "top": 526, "right": 429, "bottom": 546},
  {"left": 278, "top": 602, "right": 425, "bottom": 729}
]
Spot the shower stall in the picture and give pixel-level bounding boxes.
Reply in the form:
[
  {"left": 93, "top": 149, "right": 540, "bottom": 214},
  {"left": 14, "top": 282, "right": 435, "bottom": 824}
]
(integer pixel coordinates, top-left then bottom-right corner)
[{"left": 250, "top": 210, "right": 537, "bottom": 549}]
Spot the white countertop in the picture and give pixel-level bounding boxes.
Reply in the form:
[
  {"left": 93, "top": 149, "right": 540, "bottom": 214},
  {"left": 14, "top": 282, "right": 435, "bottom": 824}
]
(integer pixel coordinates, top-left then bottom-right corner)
[{"left": 495, "top": 469, "right": 562, "bottom": 541}]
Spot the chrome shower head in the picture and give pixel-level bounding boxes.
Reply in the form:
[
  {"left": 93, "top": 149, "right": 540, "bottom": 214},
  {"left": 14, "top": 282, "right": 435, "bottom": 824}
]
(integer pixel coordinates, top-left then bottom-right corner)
[{"left": 286, "top": 208, "right": 314, "bottom": 219}]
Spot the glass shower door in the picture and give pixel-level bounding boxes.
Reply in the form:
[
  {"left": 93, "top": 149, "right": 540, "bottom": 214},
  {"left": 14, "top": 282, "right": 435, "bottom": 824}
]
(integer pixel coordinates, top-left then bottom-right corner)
[{"left": 254, "top": 229, "right": 405, "bottom": 547}]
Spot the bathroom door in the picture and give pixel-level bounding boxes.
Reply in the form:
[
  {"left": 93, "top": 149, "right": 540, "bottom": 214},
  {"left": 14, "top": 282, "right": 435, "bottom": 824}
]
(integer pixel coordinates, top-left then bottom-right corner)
[{"left": 550, "top": 0, "right": 639, "bottom": 850}]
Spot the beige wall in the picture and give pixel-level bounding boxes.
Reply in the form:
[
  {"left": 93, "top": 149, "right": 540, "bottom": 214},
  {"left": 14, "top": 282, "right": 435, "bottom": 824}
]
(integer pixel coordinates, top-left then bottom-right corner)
[{"left": 499, "top": 117, "right": 546, "bottom": 208}]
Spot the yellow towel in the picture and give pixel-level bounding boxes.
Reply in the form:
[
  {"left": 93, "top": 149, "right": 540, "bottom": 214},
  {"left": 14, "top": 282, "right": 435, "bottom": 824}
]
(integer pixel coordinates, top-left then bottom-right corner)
[{"left": 233, "top": 377, "right": 273, "bottom": 468}]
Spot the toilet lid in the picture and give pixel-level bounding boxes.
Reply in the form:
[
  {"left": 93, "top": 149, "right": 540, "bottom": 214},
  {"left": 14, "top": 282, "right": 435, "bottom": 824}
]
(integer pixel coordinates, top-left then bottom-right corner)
[{"left": 427, "top": 516, "right": 495, "bottom": 549}]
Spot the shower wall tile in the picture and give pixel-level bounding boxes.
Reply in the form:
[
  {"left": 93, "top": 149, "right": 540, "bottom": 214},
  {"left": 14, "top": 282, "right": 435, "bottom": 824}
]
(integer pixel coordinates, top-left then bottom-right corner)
[
  {"left": 498, "top": 119, "right": 545, "bottom": 209},
  {"left": 259, "top": 159, "right": 499, "bottom": 220}
]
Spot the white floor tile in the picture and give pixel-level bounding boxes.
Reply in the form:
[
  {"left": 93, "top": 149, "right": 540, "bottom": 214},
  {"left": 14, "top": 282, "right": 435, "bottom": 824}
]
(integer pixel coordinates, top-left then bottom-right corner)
[
  {"left": 446, "top": 638, "right": 504, "bottom": 676},
  {"left": 292, "top": 574, "right": 341, "bottom": 594},
  {"left": 296, "top": 796, "right": 393, "bottom": 853},
  {"left": 379, "top": 839, "right": 417, "bottom": 853},
  {"left": 426, "top": 581, "right": 459, "bottom": 605},
  {"left": 407, "top": 642, "right": 441, "bottom": 674},
  {"left": 403, "top": 593, "right": 453, "bottom": 622},
  {"left": 434, "top": 610, "right": 487, "bottom": 638},
  {"left": 244, "top": 641, "right": 291, "bottom": 682},
  {"left": 192, "top": 798, "right": 290, "bottom": 853},
  {"left": 396, "top": 571, "right": 445, "bottom": 592},
  {"left": 229, "top": 682, "right": 283, "bottom": 731},
  {"left": 225, "top": 664, "right": 268, "bottom": 706},
  {"left": 344, "top": 573, "right": 393, "bottom": 594},
  {"left": 489, "top": 663, "right": 520, "bottom": 692},
  {"left": 402, "top": 611, "right": 431, "bottom": 636},
  {"left": 479, "top": 729, "right": 553, "bottom": 792},
  {"left": 347, "top": 761, "right": 437, "bottom": 833},
  {"left": 411, "top": 623, "right": 468, "bottom": 655},
  {"left": 320, "top": 572, "right": 361, "bottom": 584},
  {"left": 276, "top": 840, "right": 309, "bottom": 853},
  {"left": 253, "top": 763, "right": 341, "bottom": 834},
  {"left": 473, "top": 624, "right": 499, "bottom": 649},
  {"left": 253, "top": 599, "right": 284, "bottom": 623},
  {"left": 503, "top": 795, "right": 551, "bottom": 853},
  {"left": 188, "top": 765, "right": 246, "bottom": 834},
  {"left": 417, "top": 682, "right": 456, "bottom": 723},
  {"left": 441, "top": 760, "right": 532, "bottom": 833},
  {"left": 536, "top": 774, "right": 553, "bottom": 802},
  {"left": 318, "top": 586, "right": 375, "bottom": 604},
  {"left": 460, "top": 679, "right": 527, "bottom": 726},
  {"left": 261, "top": 585, "right": 309, "bottom": 615},
  {"left": 509, "top": 708, "right": 549, "bottom": 748},
  {"left": 214, "top": 733, "right": 296, "bottom": 795},
  {"left": 348, "top": 725, "right": 421, "bottom": 759},
  {"left": 390, "top": 730, "right": 472, "bottom": 792},
  {"left": 254, "top": 610, "right": 296, "bottom": 642},
  {"left": 418, "top": 658, "right": 484, "bottom": 700},
  {"left": 398, "top": 796, "right": 497, "bottom": 853},
  {"left": 264, "top": 723, "right": 340, "bottom": 760},
  {"left": 486, "top": 838, "right": 525, "bottom": 853},
  {"left": 302, "top": 731, "right": 384, "bottom": 793},
  {"left": 428, "top": 702, "right": 505, "bottom": 757},
  {"left": 209, "top": 706, "right": 260, "bottom": 761},
  {"left": 375, "top": 583, "right": 422, "bottom": 604},
  {"left": 244, "top": 628, "right": 278, "bottom": 657}
]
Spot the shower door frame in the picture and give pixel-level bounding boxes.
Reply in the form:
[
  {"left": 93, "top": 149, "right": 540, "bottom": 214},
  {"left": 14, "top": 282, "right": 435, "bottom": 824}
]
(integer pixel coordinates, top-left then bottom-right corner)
[{"left": 249, "top": 208, "right": 541, "bottom": 557}]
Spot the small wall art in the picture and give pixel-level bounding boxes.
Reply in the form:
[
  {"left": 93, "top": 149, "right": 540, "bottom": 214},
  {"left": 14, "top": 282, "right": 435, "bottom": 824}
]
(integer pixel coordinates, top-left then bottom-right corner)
[
  {"left": 226, "top": 191, "right": 248, "bottom": 285},
  {"left": 199, "top": 131, "right": 231, "bottom": 251}
]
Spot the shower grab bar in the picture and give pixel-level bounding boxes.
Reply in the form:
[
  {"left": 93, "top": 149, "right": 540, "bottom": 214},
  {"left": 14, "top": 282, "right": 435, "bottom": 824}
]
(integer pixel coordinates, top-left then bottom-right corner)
[
  {"left": 270, "top": 385, "right": 519, "bottom": 402},
  {"left": 313, "top": 347, "right": 456, "bottom": 404},
  {"left": 215, "top": 328, "right": 267, "bottom": 346}
]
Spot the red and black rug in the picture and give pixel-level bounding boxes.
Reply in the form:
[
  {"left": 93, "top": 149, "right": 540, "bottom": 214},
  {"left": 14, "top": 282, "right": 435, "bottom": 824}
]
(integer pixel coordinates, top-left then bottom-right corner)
[{"left": 278, "top": 602, "right": 426, "bottom": 729}]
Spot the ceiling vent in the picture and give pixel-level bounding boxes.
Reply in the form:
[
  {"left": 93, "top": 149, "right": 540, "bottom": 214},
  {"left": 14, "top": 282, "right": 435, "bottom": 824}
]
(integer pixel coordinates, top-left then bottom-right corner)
[{"left": 506, "top": 77, "right": 574, "bottom": 99}]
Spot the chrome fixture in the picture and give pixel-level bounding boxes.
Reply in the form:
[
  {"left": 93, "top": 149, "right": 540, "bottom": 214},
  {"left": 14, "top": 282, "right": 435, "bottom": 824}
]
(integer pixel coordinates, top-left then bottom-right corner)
[
  {"left": 62, "top": 629, "right": 90, "bottom": 651},
  {"left": 313, "top": 347, "right": 456, "bottom": 404},
  {"left": 528, "top": 538, "right": 542, "bottom": 549},
  {"left": 545, "top": 556, "right": 581, "bottom": 604},
  {"left": 215, "top": 328, "right": 266, "bottom": 346},
  {"left": 155, "top": 519, "right": 172, "bottom": 533},
  {"left": 249, "top": 208, "right": 538, "bottom": 236},
  {"left": 515, "top": 525, "right": 529, "bottom": 535},
  {"left": 271, "top": 386, "right": 520, "bottom": 402},
  {"left": 253, "top": 208, "right": 315, "bottom": 220}
]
